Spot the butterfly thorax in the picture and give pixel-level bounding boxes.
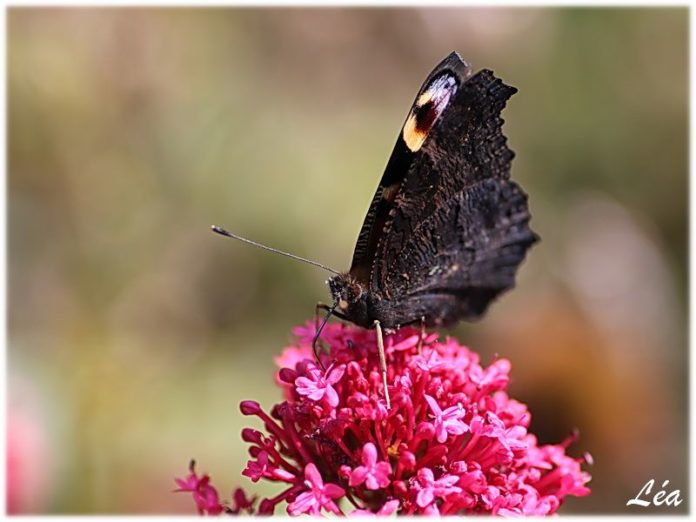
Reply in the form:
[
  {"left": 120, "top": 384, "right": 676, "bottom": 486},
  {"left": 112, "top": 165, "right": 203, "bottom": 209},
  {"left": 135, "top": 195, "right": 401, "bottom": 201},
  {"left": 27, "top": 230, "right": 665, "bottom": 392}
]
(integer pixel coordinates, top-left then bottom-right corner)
[{"left": 328, "top": 274, "right": 373, "bottom": 328}]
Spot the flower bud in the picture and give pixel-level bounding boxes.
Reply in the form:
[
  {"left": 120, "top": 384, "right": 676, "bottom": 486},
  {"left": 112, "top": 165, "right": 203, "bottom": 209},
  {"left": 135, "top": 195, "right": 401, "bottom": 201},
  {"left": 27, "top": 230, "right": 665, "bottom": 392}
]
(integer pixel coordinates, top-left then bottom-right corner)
[{"left": 239, "top": 400, "right": 261, "bottom": 415}]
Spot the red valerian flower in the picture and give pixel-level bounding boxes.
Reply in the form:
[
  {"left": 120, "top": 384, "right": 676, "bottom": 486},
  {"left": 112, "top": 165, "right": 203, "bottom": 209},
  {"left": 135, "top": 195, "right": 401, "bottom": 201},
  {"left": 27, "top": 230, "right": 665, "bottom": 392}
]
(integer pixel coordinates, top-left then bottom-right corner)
[
  {"left": 424, "top": 394, "right": 469, "bottom": 443},
  {"left": 287, "top": 463, "right": 345, "bottom": 516},
  {"left": 348, "top": 442, "right": 392, "bottom": 490},
  {"left": 295, "top": 363, "right": 345, "bottom": 407},
  {"left": 228, "top": 488, "right": 256, "bottom": 515},
  {"left": 412, "top": 467, "right": 462, "bottom": 514},
  {"left": 176, "top": 322, "right": 592, "bottom": 516},
  {"left": 175, "top": 461, "right": 224, "bottom": 515}
]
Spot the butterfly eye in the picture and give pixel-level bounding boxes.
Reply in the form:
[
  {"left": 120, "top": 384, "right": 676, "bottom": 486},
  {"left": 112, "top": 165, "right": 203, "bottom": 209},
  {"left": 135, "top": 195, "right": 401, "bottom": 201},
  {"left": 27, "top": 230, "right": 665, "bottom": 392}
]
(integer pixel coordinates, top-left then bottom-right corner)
[{"left": 402, "top": 73, "right": 458, "bottom": 152}]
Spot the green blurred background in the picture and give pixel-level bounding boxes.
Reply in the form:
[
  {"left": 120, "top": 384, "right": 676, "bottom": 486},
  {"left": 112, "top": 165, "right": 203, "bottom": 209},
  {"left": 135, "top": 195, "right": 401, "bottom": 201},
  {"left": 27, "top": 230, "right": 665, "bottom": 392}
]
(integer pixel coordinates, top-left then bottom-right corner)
[{"left": 7, "top": 7, "right": 687, "bottom": 515}]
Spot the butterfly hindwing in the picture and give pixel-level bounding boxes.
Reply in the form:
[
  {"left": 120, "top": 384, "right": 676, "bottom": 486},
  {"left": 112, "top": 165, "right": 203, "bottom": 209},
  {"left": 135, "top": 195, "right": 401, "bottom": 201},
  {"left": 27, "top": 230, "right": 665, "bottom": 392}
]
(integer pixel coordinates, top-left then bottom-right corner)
[{"left": 374, "top": 178, "right": 537, "bottom": 326}]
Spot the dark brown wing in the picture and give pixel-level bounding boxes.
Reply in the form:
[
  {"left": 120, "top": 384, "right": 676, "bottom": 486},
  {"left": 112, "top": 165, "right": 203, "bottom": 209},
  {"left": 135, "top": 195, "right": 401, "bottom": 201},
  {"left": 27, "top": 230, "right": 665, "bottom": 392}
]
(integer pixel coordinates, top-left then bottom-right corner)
[
  {"left": 349, "top": 52, "right": 473, "bottom": 284},
  {"left": 355, "top": 53, "right": 536, "bottom": 325},
  {"left": 369, "top": 63, "right": 521, "bottom": 294},
  {"left": 374, "top": 178, "right": 537, "bottom": 327}
]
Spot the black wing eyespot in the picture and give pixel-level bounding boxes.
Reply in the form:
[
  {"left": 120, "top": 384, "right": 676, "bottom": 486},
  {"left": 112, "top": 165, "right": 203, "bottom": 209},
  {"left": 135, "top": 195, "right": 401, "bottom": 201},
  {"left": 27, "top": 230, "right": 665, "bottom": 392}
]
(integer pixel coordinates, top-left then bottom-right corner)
[{"left": 414, "top": 102, "right": 436, "bottom": 131}]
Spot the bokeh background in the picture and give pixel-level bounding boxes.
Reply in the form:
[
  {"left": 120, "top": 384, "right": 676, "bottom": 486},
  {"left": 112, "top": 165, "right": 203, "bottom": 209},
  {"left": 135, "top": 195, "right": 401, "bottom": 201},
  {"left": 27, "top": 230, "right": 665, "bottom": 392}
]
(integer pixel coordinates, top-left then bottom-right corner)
[{"left": 7, "top": 7, "right": 687, "bottom": 515}]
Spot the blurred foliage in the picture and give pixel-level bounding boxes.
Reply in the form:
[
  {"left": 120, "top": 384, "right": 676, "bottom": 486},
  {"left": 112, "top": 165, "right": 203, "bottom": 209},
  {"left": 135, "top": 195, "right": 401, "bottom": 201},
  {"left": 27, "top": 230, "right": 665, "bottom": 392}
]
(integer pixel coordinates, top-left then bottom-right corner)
[{"left": 7, "top": 7, "right": 687, "bottom": 514}]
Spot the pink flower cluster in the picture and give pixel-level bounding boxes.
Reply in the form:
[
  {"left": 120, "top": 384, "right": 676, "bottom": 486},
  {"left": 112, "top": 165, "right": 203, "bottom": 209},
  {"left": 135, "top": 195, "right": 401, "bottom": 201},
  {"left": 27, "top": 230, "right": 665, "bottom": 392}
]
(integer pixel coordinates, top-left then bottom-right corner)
[
  {"left": 175, "top": 460, "right": 255, "bottom": 515},
  {"left": 176, "top": 322, "right": 591, "bottom": 516}
]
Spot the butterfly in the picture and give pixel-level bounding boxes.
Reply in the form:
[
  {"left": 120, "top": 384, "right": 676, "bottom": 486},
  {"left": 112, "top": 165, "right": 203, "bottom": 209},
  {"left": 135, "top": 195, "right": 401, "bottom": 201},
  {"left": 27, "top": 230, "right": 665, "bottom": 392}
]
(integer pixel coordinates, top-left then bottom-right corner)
[
  {"left": 213, "top": 52, "right": 537, "bottom": 407},
  {"left": 327, "top": 51, "right": 537, "bottom": 332}
]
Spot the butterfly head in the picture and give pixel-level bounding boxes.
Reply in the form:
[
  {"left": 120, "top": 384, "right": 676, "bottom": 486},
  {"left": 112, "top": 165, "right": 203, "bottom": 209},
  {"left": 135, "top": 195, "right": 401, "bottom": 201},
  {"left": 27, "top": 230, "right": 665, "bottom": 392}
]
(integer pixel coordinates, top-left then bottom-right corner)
[{"left": 328, "top": 273, "right": 371, "bottom": 327}]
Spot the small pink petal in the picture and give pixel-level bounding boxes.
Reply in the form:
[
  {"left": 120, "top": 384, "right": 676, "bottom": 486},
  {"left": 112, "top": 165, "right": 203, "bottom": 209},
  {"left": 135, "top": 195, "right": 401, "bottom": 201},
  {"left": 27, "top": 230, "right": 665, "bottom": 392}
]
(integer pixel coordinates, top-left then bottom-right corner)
[
  {"left": 417, "top": 488, "right": 434, "bottom": 508},
  {"left": 436, "top": 423, "right": 447, "bottom": 443},
  {"left": 323, "top": 483, "right": 345, "bottom": 498},
  {"left": 362, "top": 442, "right": 378, "bottom": 466},
  {"left": 287, "top": 491, "right": 317, "bottom": 516},
  {"left": 424, "top": 394, "right": 442, "bottom": 416},
  {"left": 325, "top": 385, "right": 339, "bottom": 407},
  {"left": 349, "top": 466, "right": 369, "bottom": 487},
  {"left": 378, "top": 499, "right": 400, "bottom": 515},
  {"left": 326, "top": 364, "right": 346, "bottom": 384},
  {"left": 391, "top": 334, "right": 419, "bottom": 352},
  {"left": 304, "top": 463, "right": 323, "bottom": 489}
]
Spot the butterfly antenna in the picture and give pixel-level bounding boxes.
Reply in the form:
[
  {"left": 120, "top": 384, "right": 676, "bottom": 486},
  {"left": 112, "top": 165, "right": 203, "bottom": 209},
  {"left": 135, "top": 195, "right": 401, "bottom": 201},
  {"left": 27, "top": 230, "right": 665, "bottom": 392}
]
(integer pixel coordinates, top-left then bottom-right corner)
[{"left": 211, "top": 225, "right": 341, "bottom": 275}]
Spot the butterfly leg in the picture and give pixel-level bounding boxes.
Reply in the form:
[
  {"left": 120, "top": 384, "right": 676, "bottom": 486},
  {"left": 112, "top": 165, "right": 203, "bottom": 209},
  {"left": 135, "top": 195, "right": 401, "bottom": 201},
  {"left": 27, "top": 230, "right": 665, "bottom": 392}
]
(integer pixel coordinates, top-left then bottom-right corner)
[
  {"left": 417, "top": 316, "right": 426, "bottom": 354},
  {"left": 316, "top": 302, "right": 350, "bottom": 321},
  {"left": 312, "top": 302, "right": 354, "bottom": 367},
  {"left": 313, "top": 302, "right": 335, "bottom": 370},
  {"left": 315, "top": 302, "right": 329, "bottom": 331},
  {"left": 373, "top": 320, "right": 391, "bottom": 409},
  {"left": 313, "top": 302, "right": 356, "bottom": 368}
]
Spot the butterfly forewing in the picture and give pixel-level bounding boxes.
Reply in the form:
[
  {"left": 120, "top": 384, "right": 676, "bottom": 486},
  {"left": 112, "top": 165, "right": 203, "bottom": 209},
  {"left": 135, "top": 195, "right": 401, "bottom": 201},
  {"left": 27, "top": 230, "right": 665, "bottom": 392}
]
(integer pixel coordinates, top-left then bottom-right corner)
[{"left": 349, "top": 52, "right": 473, "bottom": 284}]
